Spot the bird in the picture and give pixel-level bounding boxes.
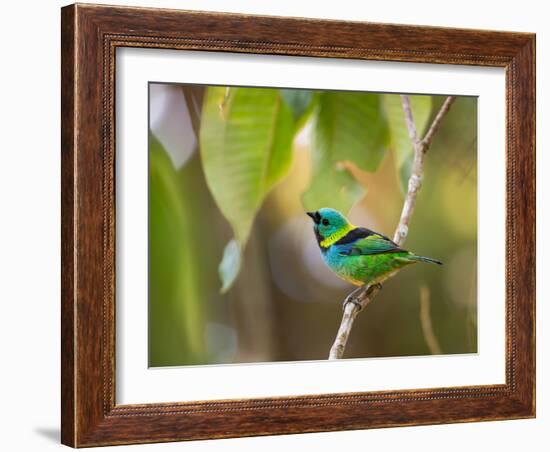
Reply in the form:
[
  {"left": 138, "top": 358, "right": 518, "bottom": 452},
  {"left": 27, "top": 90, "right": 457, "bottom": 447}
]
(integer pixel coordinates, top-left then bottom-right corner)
[{"left": 306, "top": 207, "right": 442, "bottom": 288}]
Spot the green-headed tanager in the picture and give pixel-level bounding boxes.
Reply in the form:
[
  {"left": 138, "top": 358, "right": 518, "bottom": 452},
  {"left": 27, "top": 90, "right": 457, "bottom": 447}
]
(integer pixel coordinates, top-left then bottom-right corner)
[{"left": 307, "top": 207, "right": 442, "bottom": 287}]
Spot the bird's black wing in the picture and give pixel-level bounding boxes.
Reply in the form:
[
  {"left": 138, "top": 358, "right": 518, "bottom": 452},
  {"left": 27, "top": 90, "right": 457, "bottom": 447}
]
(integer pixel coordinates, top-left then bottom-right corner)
[
  {"left": 335, "top": 227, "right": 406, "bottom": 257},
  {"left": 334, "top": 227, "right": 396, "bottom": 246}
]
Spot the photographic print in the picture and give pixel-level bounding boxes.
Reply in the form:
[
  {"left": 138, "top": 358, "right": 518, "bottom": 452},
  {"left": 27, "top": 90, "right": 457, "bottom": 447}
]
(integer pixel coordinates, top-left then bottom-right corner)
[
  {"left": 148, "top": 83, "right": 477, "bottom": 367},
  {"left": 61, "top": 5, "right": 535, "bottom": 445}
]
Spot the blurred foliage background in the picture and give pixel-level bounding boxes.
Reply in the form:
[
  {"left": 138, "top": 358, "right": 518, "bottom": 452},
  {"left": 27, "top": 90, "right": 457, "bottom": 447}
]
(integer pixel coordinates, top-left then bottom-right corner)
[{"left": 148, "top": 83, "right": 477, "bottom": 367}]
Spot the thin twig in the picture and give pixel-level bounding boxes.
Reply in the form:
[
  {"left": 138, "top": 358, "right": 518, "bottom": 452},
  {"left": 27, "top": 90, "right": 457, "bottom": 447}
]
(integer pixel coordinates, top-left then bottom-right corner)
[
  {"left": 421, "top": 96, "right": 456, "bottom": 151},
  {"left": 328, "top": 95, "right": 456, "bottom": 360},
  {"left": 419, "top": 284, "right": 442, "bottom": 355},
  {"left": 401, "top": 94, "right": 420, "bottom": 145},
  {"left": 395, "top": 95, "right": 456, "bottom": 245}
]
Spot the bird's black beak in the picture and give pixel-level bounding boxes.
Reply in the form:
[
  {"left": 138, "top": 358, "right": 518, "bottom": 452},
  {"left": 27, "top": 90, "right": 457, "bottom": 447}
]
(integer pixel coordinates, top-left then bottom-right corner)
[{"left": 306, "top": 211, "right": 321, "bottom": 224}]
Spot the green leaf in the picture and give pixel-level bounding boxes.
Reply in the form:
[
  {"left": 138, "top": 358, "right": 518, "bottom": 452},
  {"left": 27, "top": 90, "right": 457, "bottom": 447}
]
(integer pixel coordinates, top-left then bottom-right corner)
[
  {"left": 281, "top": 89, "right": 315, "bottom": 125},
  {"left": 302, "top": 91, "right": 389, "bottom": 214},
  {"left": 218, "top": 239, "right": 242, "bottom": 293},
  {"left": 383, "top": 94, "right": 432, "bottom": 193},
  {"left": 149, "top": 134, "right": 207, "bottom": 366},
  {"left": 200, "top": 87, "right": 295, "bottom": 291},
  {"left": 302, "top": 161, "right": 365, "bottom": 213},
  {"left": 313, "top": 91, "right": 390, "bottom": 172}
]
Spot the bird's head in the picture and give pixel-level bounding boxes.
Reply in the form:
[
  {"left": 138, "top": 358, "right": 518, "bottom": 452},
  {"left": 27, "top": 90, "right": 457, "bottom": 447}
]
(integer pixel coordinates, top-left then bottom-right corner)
[{"left": 306, "top": 208, "right": 351, "bottom": 240}]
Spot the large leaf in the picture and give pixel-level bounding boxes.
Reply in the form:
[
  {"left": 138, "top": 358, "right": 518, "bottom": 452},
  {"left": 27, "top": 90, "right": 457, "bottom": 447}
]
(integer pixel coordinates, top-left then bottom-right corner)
[
  {"left": 302, "top": 161, "right": 365, "bottom": 213},
  {"left": 383, "top": 94, "right": 432, "bottom": 193},
  {"left": 149, "top": 134, "right": 208, "bottom": 366},
  {"left": 200, "top": 87, "right": 295, "bottom": 290},
  {"left": 313, "top": 91, "right": 390, "bottom": 171},
  {"left": 302, "top": 91, "right": 389, "bottom": 213}
]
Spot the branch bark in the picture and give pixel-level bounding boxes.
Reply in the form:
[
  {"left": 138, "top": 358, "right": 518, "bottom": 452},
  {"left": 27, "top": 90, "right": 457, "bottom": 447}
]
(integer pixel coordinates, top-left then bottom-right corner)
[{"left": 328, "top": 95, "right": 456, "bottom": 360}]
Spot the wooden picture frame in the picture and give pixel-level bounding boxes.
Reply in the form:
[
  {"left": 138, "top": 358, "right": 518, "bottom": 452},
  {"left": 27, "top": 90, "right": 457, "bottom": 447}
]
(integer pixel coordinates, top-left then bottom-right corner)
[{"left": 61, "top": 3, "right": 535, "bottom": 447}]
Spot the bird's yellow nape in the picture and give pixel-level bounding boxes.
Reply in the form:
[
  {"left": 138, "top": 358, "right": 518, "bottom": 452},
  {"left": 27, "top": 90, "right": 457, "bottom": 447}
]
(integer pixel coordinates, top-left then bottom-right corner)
[{"left": 320, "top": 223, "right": 355, "bottom": 248}]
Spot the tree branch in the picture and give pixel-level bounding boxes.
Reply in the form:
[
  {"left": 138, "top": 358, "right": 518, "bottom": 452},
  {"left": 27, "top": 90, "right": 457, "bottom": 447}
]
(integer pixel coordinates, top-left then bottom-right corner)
[
  {"left": 419, "top": 284, "right": 442, "bottom": 355},
  {"left": 328, "top": 95, "right": 456, "bottom": 360}
]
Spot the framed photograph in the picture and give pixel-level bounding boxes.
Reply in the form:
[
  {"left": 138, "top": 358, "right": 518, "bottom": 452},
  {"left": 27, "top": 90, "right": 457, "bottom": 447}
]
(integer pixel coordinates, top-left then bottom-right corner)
[{"left": 61, "top": 3, "right": 535, "bottom": 447}]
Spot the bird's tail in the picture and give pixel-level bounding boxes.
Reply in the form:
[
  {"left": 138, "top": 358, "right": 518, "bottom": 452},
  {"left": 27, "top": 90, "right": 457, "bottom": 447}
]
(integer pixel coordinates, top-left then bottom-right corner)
[{"left": 411, "top": 254, "right": 443, "bottom": 265}]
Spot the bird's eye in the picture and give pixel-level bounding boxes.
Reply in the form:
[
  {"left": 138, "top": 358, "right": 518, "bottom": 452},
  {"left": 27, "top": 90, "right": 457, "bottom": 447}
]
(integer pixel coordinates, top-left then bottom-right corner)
[{"left": 322, "top": 219, "right": 329, "bottom": 226}]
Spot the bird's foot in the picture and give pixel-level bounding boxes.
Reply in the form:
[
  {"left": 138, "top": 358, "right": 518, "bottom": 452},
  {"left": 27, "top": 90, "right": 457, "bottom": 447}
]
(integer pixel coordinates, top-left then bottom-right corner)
[
  {"left": 368, "top": 283, "right": 383, "bottom": 295},
  {"left": 342, "top": 285, "right": 368, "bottom": 311},
  {"left": 342, "top": 284, "right": 383, "bottom": 311},
  {"left": 343, "top": 295, "right": 363, "bottom": 311}
]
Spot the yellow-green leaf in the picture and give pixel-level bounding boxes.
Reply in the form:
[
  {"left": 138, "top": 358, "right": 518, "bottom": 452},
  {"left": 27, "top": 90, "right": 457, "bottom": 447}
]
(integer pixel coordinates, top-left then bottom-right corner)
[
  {"left": 302, "top": 161, "right": 365, "bottom": 214},
  {"left": 149, "top": 134, "right": 206, "bottom": 365},
  {"left": 200, "top": 87, "right": 295, "bottom": 291},
  {"left": 314, "top": 91, "right": 390, "bottom": 171},
  {"left": 302, "top": 91, "right": 388, "bottom": 213}
]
